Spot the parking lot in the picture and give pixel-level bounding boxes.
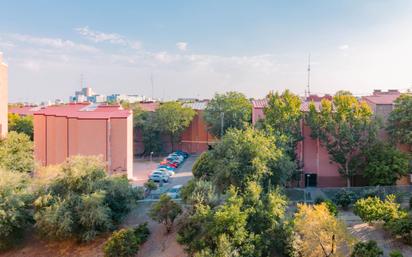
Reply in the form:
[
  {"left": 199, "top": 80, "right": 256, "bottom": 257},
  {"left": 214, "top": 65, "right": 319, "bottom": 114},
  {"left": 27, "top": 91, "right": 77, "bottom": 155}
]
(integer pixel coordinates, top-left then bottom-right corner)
[{"left": 131, "top": 155, "right": 197, "bottom": 196}]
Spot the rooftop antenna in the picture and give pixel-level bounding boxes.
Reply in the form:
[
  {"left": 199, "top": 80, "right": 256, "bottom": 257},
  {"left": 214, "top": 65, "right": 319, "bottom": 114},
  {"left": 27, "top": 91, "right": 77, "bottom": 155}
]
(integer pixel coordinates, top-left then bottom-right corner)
[{"left": 307, "top": 54, "right": 311, "bottom": 97}]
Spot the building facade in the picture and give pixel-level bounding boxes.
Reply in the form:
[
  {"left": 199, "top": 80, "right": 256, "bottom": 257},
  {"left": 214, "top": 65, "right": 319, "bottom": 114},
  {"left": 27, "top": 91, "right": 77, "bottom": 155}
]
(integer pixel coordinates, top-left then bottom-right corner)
[
  {"left": 0, "top": 53, "right": 8, "bottom": 138},
  {"left": 34, "top": 103, "right": 133, "bottom": 178}
]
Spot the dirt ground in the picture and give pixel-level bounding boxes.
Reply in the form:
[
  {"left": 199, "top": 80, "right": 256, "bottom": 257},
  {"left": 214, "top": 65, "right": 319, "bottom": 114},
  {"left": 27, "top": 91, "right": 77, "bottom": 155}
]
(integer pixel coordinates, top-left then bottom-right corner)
[
  {"left": 0, "top": 156, "right": 196, "bottom": 257},
  {"left": 340, "top": 210, "right": 412, "bottom": 257}
]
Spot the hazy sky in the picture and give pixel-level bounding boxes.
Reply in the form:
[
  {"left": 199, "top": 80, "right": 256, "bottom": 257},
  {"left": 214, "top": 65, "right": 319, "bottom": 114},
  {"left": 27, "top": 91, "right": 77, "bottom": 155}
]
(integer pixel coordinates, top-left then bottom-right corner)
[{"left": 1, "top": 0, "right": 412, "bottom": 102}]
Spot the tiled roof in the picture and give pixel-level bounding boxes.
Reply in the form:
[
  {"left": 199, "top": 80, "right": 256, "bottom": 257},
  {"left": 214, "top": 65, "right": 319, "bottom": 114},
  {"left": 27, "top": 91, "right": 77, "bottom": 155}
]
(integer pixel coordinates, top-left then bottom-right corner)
[
  {"left": 252, "top": 99, "right": 322, "bottom": 112},
  {"left": 34, "top": 103, "right": 131, "bottom": 119},
  {"left": 363, "top": 94, "right": 400, "bottom": 105},
  {"left": 183, "top": 101, "right": 209, "bottom": 110}
]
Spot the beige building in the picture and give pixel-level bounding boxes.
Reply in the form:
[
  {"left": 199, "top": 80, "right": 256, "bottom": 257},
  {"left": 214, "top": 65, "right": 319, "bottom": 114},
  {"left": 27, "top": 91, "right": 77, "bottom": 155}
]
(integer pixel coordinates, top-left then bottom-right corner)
[{"left": 0, "top": 53, "right": 8, "bottom": 138}]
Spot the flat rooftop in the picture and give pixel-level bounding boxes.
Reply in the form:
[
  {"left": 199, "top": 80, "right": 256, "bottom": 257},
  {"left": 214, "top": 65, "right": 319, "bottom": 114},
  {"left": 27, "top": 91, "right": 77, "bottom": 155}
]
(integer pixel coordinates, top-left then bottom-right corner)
[{"left": 34, "top": 103, "right": 131, "bottom": 119}]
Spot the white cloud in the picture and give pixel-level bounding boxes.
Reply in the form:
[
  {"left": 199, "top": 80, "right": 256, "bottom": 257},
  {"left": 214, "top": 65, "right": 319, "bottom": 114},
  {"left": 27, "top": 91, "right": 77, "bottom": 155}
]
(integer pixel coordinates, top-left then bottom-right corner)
[
  {"left": 176, "top": 42, "right": 188, "bottom": 51},
  {"left": 9, "top": 34, "right": 98, "bottom": 53},
  {"left": 338, "top": 44, "right": 349, "bottom": 50},
  {"left": 76, "top": 26, "right": 142, "bottom": 50}
]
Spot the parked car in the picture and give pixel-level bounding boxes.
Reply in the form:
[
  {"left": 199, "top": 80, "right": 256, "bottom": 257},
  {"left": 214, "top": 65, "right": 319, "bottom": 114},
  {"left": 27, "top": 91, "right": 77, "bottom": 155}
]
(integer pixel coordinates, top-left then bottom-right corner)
[
  {"left": 156, "top": 168, "right": 175, "bottom": 176},
  {"left": 149, "top": 171, "right": 169, "bottom": 183},
  {"left": 158, "top": 165, "right": 175, "bottom": 171},
  {"left": 166, "top": 185, "right": 183, "bottom": 199}
]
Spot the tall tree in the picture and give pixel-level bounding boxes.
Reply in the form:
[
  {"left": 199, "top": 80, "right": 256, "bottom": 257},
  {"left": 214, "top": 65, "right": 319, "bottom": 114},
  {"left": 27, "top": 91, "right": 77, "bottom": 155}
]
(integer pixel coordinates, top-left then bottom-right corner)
[
  {"left": 0, "top": 131, "right": 34, "bottom": 173},
  {"left": 387, "top": 94, "right": 412, "bottom": 147},
  {"left": 306, "top": 94, "right": 378, "bottom": 187},
  {"left": 155, "top": 102, "right": 196, "bottom": 151},
  {"left": 204, "top": 92, "right": 252, "bottom": 137}
]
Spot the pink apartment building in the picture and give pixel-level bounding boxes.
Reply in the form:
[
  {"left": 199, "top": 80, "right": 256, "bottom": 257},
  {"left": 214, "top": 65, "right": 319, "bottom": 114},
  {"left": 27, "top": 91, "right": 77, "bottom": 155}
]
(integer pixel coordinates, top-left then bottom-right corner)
[
  {"left": 34, "top": 103, "right": 133, "bottom": 178},
  {"left": 252, "top": 91, "right": 405, "bottom": 187},
  {"left": 0, "top": 53, "right": 8, "bottom": 138}
]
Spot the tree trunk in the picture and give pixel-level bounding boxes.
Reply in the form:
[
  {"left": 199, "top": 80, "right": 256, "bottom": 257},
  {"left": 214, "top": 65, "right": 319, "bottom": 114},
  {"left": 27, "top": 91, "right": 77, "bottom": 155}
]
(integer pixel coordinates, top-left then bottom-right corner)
[{"left": 345, "top": 160, "right": 351, "bottom": 187}]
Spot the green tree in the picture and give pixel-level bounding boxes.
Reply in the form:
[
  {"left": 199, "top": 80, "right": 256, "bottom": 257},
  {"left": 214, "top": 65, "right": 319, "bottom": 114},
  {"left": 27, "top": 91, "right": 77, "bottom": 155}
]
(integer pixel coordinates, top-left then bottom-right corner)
[
  {"left": 204, "top": 92, "right": 252, "bottom": 137},
  {"left": 0, "top": 169, "right": 33, "bottom": 251},
  {"left": 306, "top": 94, "right": 378, "bottom": 187},
  {"left": 263, "top": 90, "right": 303, "bottom": 158},
  {"left": 204, "top": 128, "right": 282, "bottom": 193},
  {"left": 149, "top": 194, "right": 182, "bottom": 233},
  {"left": 353, "top": 195, "right": 406, "bottom": 223},
  {"left": 387, "top": 94, "right": 412, "bottom": 146},
  {"left": 155, "top": 101, "right": 196, "bottom": 151},
  {"left": 0, "top": 131, "right": 34, "bottom": 173},
  {"left": 8, "top": 113, "right": 34, "bottom": 140},
  {"left": 360, "top": 142, "right": 410, "bottom": 186},
  {"left": 33, "top": 156, "right": 140, "bottom": 242}
]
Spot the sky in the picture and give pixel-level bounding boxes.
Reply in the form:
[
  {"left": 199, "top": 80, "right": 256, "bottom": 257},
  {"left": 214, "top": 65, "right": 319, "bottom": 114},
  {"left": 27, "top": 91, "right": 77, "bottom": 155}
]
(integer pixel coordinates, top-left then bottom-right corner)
[{"left": 1, "top": 0, "right": 412, "bottom": 103}]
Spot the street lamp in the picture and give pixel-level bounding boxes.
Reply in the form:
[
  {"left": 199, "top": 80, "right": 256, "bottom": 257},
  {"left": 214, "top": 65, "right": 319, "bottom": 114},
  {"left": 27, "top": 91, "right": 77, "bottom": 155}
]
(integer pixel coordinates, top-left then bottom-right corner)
[{"left": 150, "top": 151, "right": 154, "bottom": 162}]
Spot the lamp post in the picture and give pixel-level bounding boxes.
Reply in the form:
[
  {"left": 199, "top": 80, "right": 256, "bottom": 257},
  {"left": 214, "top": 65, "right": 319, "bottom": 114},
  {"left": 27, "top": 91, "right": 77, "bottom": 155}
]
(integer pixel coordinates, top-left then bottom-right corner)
[{"left": 150, "top": 151, "right": 154, "bottom": 162}]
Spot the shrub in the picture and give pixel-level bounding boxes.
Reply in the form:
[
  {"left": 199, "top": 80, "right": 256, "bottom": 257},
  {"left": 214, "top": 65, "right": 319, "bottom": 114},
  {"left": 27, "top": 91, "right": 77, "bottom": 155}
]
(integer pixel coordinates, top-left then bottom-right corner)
[
  {"left": 333, "top": 190, "right": 356, "bottom": 209},
  {"left": 314, "top": 197, "right": 324, "bottom": 204},
  {"left": 144, "top": 180, "right": 157, "bottom": 191},
  {"left": 390, "top": 250, "right": 404, "bottom": 257},
  {"left": 353, "top": 195, "right": 404, "bottom": 223},
  {"left": 34, "top": 156, "right": 140, "bottom": 242},
  {"left": 351, "top": 240, "right": 383, "bottom": 257},
  {"left": 103, "top": 223, "right": 150, "bottom": 257},
  {"left": 0, "top": 170, "right": 33, "bottom": 251},
  {"left": 0, "top": 131, "right": 34, "bottom": 173},
  {"left": 385, "top": 216, "right": 412, "bottom": 244}
]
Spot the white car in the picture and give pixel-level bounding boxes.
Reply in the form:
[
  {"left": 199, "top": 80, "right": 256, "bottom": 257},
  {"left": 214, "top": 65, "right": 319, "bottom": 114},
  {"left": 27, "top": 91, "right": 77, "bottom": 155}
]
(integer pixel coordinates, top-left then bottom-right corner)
[
  {"left": 156, "top": 168, "right": 175, "bottom": 176},
  {"left": 149, "top": 171, "right": 169, "bottom": 183},
  {"left": 166, "top": 185, "right": 183, "bottom": 199}
]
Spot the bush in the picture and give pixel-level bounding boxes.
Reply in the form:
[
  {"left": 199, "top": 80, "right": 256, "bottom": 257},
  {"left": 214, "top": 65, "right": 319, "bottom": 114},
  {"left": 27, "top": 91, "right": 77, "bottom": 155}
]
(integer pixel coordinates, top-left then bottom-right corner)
[
  {"left": 0, "top": 131, "right": 34, "bottom": 173},
  {"left": 103, "top": 223, "right": 150, "bottom": 257},
  {"left": 144, "top": 180, "right": 157, "bottom": 191},
  {"left": 0, "top": 170, "right": 33, "bottom": 251},
  {"left": 390, "top": 250, "right": 404, "bottom": 257},
  {"left": 351, "top": 240, "right": 383, "bottom": 257},
  {"left": 353, "top": 195, "right": 404, "bottom": 223},
  {"left": 34, "top": 156, "right": 141, "bottom": 242},
  {"left": 385, "top": 216, "right": 412, "bottom": 244},
  {"left": 333, "top": 189, "right": 356, "bottom": 209}
]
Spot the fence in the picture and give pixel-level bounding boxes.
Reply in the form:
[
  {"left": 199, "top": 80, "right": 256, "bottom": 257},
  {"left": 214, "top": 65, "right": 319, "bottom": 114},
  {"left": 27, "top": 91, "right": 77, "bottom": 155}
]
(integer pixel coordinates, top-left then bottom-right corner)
[{"left": 284, "top": 185, "right": 412, "bottom": 204}]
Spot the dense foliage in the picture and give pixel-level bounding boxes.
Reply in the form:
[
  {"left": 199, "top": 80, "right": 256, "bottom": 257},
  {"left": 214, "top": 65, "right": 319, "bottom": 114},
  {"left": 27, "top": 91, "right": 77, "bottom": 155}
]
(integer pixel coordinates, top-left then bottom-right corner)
[
  {"left": 351, "top": 240, "right": 383, "bottom": 257},
  {"left": 192, "top": 127, "right": 286, "bottom": 192},
  {"left": 103, "top": 223, "right": 150, "bottom": 257},
  {"left": 263, "top": 90, "right": 303, "bottom": 158},
  {"left": 306, "top": 93, "right": 378, "bottom": 187},
  {"left": 0, "top": 131, "right": 34, "bottom": 173},
  {"left": 33, "top": 156, "right": 141, "bottom": 242},
  {"left": 178, "top": 184, "right": 289, "bottom": 257},
  {"left": 8, "top": 113, "right": 34, "bottom": 140},
  {"left": 204, "top": 91, "right": 252, "bottom": 137},
  {"left": 359, "top": 142, "right": 409, "bottom": 186},
  {"left": 149, "top": 194, "right": 182, "bottom": 233},
  {"left": 333, "top": 189, "right": 357, "bottom": 209},
  {"left": 292, "top": 203, "right": 354, "bottom": 257},
  {"left": 0, "top": 170, "right": 33, "bottom": 251},
  {"left": 387, "top": 94, "right": 412, "bottom": 146}
]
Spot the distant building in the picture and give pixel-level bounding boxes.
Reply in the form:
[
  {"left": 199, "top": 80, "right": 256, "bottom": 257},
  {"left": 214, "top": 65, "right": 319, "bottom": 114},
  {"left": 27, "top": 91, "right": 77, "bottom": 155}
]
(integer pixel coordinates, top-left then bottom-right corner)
[
  {"left": 0, "top": 53, "right": 8, "bottom": 138},
  {"left": 107, "top": 94, "right": 147, "bottom": 103},
  {"left": 33, "top": 103, "right": 133, "bottom": 178},
  {"left": 363, "top": 89, "right": 401, "bottom": 122}
]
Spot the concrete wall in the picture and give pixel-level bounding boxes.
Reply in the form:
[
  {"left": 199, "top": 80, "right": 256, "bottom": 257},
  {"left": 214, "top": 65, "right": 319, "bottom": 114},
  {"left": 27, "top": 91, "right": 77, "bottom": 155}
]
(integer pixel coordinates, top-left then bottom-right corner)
[{"left": 0, "top": 54, "right": 8, "bottom": 138}]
